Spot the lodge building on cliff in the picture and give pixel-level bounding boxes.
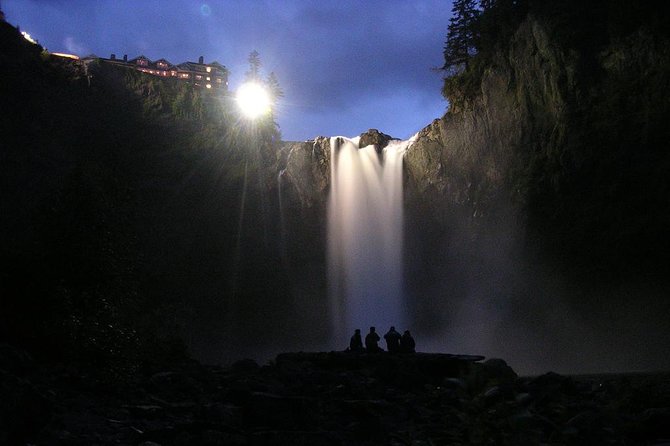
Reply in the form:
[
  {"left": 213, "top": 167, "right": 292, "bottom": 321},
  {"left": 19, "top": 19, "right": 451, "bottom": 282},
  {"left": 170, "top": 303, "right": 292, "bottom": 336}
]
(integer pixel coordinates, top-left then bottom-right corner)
[{"left": 90, "top": 53, "right": 229, "bottom": 91}]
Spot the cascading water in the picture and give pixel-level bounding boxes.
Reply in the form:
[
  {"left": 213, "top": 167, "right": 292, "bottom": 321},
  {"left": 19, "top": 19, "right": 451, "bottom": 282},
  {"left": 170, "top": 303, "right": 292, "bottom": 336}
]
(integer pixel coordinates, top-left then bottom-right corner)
[{"left": 328, "top": 135, "right": 415, "bottom": 347}]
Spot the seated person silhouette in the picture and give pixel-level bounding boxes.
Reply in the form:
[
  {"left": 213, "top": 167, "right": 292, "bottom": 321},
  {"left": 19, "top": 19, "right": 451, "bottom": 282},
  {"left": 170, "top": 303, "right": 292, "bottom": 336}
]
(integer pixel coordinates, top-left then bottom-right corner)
[
  {"left": 365, "top": 326, "right": 382, "bottom": 352},
  {"left": 400, "top": 330, "right": 416, "bottom": 353},
  {"left": 349, "top": 329, "right": 364, "bottom": 352},
  {"left": 384, "top": 326, "right": 402, "bottom": 353}
]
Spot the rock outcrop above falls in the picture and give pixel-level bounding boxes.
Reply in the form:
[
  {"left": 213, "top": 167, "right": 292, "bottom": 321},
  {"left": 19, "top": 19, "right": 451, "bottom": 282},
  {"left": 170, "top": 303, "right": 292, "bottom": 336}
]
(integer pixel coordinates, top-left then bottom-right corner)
[
  {"left": 279, "top": 129, "right": 399, "bottom": 211},
  {"left": 358, "top": 128, "right": 397, "bottom": 154}
]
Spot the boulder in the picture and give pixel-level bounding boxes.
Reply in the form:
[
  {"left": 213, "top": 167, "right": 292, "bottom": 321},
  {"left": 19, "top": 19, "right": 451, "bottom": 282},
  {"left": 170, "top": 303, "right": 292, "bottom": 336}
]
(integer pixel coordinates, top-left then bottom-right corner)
[
  {"left": 0, "top": 369, "right": 51, "bottom": 444},
  {"left": 468, "top": 358, "right": 518, "bottom": 392},
  {"left": 0, "top": 343, "right": 35, "bottom": 376},
  {"left": 243, "top": 392, "right": 319, "bottom": 429},
  {"left": 358, "top": 129, "right": 397, "bottom": 154}
]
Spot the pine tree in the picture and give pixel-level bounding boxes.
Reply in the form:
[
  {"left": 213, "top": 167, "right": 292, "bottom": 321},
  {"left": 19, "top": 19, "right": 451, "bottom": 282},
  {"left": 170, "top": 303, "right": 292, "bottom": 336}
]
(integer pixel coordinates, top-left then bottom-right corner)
[
  {"left": 245, "top": 50, "right": 262, "bottom": 81},
  {"left": 266, "top": 71, "right": 284, "bottom": 104},
  {"left": 443, "top": 0, "right": 479, "bottom": 73},
  {"left": 480, "top": 0, "right": 495, "bottom": 10}
]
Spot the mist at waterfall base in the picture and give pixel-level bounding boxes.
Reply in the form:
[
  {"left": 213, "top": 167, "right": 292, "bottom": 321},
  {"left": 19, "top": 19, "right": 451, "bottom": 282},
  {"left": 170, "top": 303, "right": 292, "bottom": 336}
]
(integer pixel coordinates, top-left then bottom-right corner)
[{"left": 403, "top": 187, "right": 670, "bottom": 377}]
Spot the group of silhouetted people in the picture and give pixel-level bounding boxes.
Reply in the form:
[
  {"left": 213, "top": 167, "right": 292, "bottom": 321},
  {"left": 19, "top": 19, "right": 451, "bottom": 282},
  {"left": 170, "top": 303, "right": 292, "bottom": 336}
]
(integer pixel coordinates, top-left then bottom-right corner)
[{"left": 348, "top": 326, "right": 415, "bottom": 353}]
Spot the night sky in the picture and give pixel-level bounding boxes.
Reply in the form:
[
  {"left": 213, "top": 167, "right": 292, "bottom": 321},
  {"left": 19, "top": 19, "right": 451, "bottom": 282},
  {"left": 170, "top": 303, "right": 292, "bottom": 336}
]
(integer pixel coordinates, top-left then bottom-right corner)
[{"left": 3, "top": 0, "right": 453, "bottom": 141}]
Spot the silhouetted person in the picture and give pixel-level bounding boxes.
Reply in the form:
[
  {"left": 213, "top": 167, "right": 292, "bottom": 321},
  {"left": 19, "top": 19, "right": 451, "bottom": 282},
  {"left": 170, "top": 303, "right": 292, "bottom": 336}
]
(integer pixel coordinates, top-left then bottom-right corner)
[
  {"left": 384, "top": 326, "right": 402, "bottom": 353},
  {"left": 349, "top": 329, "right": 363, "bottom": 352},
  {"left": 400, "top": 330, "right": 416, "bottom": 353},
  {"left": 365, "top": 326, "right": 382, "bottom": 352}
]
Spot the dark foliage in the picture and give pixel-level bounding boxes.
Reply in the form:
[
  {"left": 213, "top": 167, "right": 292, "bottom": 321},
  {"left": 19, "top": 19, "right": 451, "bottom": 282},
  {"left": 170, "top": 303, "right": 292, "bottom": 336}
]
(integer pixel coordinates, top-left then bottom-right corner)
[
  {"left": 443, "top": 0, "right": 670, "bottom": 102},
  {"left": 0, "top": 20, "right": 286, "bottom": 371},
  {"left": 443, "top": 0, "right": 480, "bottom": 74}
]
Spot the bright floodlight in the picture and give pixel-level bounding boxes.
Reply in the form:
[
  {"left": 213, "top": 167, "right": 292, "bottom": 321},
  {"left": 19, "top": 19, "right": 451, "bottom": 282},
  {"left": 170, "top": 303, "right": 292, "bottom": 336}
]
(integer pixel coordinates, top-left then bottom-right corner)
[{"left": 236, "top": 82, "right": 270, "bottom": 119}]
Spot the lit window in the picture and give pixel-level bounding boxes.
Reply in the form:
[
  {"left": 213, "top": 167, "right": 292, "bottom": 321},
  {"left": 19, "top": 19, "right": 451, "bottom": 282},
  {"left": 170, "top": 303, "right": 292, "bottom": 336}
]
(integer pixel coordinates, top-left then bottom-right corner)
[
  {"left": 206, "top": 77, "right": 210, "bottom": 81},
  {"left": 206, "top": 67, "right": 211, "bottom": 73},
  {"left": 217, "top": 78, "right": 222, "bottom": 83},
  {"left": 206, "top": 84, "right": 212, "bottom": 89},
  {"left": 195, "top": 75, "right": 202, "bottom": 80}
]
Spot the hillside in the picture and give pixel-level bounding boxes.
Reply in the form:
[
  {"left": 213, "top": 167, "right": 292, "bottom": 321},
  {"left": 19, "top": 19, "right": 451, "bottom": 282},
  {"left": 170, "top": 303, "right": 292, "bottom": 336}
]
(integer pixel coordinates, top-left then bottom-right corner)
[{"left": 0, "top": 19, "right": 291, "bottom": 367}]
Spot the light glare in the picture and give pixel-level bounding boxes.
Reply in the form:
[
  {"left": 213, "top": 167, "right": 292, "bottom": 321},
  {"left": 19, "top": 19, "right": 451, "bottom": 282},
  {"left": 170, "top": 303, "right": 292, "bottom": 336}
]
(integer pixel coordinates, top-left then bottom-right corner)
[
  {"left": 21, "top": 31, "right": 37, "bottom": 44},
  {"left": 236, "top": 82, "right": 270, "bottom": 119}
]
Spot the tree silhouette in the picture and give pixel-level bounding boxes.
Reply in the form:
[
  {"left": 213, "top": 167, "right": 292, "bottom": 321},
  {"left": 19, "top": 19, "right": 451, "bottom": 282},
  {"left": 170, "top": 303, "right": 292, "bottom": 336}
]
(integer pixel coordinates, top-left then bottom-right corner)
[
  {"left": 266, "top": 71, "right": 283, "bottom": 104},
  {"left": 443, "top": 0, "right": 479, "bottom": 73},
  {"left": 480, "top": 0, "right": 495, "bottom": 10},
  {"left": 245, "top": 50, "right": 261, "bottom": 81}
]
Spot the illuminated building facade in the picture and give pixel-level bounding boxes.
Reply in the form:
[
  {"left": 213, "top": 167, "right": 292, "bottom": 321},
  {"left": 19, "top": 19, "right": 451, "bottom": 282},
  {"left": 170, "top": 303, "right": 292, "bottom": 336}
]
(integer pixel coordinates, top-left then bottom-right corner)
[{"left": 94, "top": 54, "right": 228, "bottom": 91}]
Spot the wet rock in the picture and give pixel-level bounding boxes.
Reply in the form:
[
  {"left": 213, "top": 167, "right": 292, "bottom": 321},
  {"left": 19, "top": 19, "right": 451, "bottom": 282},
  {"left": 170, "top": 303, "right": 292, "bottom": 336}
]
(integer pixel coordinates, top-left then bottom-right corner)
[
  {"left": 482, "top": 385, "right": 504, "bottom": 404},
  {"left": 515, "top": 392, "right": 533, "bottom": 406},
  {"left": 198, "top": 402, "right": 242, "bottom": 426},
  {"left": 442, "top": 377, "right": 468, "bottom": 396},
  {"left": 280, "top": 137, "right": 330, "bottom": 210},
  {"left": 526, "top": 372, "right": 577, "bottom": 401},
  {"left": 244, "top": 392, "right": 319, "bottom": 429},
  {"left": 0, "top": 343, "right": 35, "bottom": 376},
  {"left": 0, "top": 369, "right": 51, "bottom": 444},
  {"left": 468, "top": 358, "right": 517, "bottom": 392},
  {"left": 224, "top": 381, "right": 253, "bottom": 405},
  {"left": 508, "top": 409, "right": 540, "bottom": 431},
  {"left": 148, "top": 371, "right": 204, "bottom": 402},
  {"left": 197, "top": 429, "right": 245, "bottom": 446},
  {"left": 341, "top": 398, "right": 408, "bottom": 426},
  {"left": 563, "top": 410, "right": 620, "bottom": 444},
  {"left": 231, "top": 358, "right": 260, "bottom": 374},
  {"left": 250, "top": 430, "right": 341, "bottom": 446},
  {"left": 123, "top": 404, "right": 164, "bottom": 419},
  {"left": 3, "top": 348, "right": 669, "bottom": 445},
  {"left": 358, "top": 128, "right": 397, "bottom": 154},
  {"left": 634, "top": 407, "right": 670, "bottom": 441}
]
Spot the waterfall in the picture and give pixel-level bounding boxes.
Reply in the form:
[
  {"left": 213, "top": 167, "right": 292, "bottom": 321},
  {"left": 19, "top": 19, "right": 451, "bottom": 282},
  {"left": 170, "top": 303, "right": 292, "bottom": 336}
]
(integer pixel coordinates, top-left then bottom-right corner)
[{"left": 327, "top": 135, "right": 415, "bottom": 347}]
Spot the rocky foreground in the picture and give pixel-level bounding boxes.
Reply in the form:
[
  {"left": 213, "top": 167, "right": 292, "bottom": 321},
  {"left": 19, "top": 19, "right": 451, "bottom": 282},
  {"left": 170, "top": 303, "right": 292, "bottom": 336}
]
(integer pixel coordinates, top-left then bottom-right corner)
[{"left": 2, "top": 346, "right": 670, "bottom": 445}]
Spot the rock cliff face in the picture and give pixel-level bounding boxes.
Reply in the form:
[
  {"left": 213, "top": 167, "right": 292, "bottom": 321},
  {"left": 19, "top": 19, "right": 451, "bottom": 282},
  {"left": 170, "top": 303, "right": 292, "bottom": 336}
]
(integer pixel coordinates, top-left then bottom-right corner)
[
  {"left": 279, "top": 137, "right": 331, "bottom": 212},
  {"left": 404, "top": 14, "right": 670, "bottom": 276},
  {"left": 404, "top": 14, "right": 670, "bottom": 369},
  {"left": 406, "top": 17, "right": 572, "bottom": 240}
]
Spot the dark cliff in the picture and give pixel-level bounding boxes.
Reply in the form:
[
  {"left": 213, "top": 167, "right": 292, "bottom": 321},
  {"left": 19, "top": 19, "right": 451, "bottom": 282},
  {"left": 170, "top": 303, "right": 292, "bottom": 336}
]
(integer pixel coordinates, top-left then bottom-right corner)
[
  {"left": 0, "top": 19, "right": 295, "bottom": 366},
  {"left": 401, "top": 3, "right": 670, "bottom": 371},
  {"left": 406, "top": 11, "right": 670, "bottom": 276}
]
